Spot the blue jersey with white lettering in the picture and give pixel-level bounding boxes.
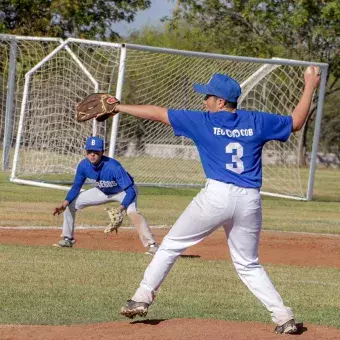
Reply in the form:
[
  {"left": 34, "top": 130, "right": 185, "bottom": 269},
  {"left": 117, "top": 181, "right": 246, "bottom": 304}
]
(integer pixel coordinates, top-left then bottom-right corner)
[
  {"left": 168, "top": 109, "right": 292, "bottom": 188},
  {"left": 65, "top": 156, "right": 135, "bottom": 207}
]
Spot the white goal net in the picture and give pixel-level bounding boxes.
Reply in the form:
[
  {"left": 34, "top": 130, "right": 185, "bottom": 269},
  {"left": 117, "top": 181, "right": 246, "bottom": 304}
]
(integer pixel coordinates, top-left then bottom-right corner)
[
  {"left": 10, "top": 39, "right": 121, "bottom": 187},
  {"left": 5, "top": 37, "right": 327, "bottom": 200}
]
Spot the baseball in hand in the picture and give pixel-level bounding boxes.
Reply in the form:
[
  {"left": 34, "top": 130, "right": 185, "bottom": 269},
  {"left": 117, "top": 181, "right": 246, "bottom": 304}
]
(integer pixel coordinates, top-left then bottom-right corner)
[{"left": 306, "top": 65, "right": 320, "bottom": 76}]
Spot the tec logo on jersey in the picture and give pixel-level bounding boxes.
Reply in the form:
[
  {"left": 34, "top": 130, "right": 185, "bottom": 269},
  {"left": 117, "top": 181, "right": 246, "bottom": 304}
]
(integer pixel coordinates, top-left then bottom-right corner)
[{"left": 213, "top": 127, "right": 254, "bottom": 137}]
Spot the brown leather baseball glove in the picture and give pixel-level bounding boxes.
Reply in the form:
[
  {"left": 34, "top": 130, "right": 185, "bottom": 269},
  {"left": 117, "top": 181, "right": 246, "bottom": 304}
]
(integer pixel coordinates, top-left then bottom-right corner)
[{"left": 76, "top": 93, "right": 120, "bottom": 122}]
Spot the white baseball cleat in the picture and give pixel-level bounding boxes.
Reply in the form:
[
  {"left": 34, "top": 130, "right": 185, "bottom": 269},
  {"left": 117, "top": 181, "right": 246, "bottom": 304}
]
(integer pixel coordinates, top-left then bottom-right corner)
[
  {"left": 120, "top": 300, "right": 149, "bottom": 319},
  {"left": 274, "top": 319, "right": 298, "bottom": 334}
]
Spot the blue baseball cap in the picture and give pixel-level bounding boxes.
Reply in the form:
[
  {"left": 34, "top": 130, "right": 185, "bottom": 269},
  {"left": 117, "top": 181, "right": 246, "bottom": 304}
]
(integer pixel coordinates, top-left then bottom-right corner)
[
  {"left": 85, "top": 136, "right": 104, "bottom": 151},
  {"left": 193, "top": 73, "right": 241, "bottom": 102}
]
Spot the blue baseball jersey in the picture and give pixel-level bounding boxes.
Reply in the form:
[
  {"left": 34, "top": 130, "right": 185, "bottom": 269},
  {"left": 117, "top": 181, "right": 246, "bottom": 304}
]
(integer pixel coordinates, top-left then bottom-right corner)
[
  {"left": 65, "top": 156, "right": 135, "bottom": 207},
  {"left": 168, "top": 109, "right": 292, "bottom": 188}
]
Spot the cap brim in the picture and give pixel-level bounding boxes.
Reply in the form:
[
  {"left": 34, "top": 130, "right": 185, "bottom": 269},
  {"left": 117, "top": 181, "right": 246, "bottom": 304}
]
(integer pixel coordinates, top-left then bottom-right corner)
[
  {"left": 193, "top": 84, "right": 210, "bottom": 95},
  {"left": 85, "top": 148, "right": 103, "bottom": 152}
]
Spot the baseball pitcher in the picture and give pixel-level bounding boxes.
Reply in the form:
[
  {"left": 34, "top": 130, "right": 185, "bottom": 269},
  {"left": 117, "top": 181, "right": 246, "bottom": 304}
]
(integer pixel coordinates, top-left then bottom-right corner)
[
  {"left": 53, "top": 136, "right": 158, "bottom": 255},
  {"left": 76, "top": 66, "right": 321, "bottom": 334}
]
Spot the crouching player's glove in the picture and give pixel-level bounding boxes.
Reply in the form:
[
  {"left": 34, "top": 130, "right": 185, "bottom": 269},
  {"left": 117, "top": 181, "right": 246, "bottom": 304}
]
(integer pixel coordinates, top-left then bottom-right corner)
[{"left": 104, "top": 207, "right": 124, "bottom": 235}]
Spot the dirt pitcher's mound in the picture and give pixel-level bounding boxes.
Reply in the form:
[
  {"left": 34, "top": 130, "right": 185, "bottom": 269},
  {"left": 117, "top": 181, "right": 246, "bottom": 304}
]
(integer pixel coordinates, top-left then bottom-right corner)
[{"left": 1, "top": 319, "right": 339, "bottom": 340}]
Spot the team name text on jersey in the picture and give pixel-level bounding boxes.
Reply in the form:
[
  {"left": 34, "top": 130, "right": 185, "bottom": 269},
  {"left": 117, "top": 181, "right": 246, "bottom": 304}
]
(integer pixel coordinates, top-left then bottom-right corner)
[
  {"left": 213, "top": 127, "right": 254, "bottom": 137},
  {"left": 88, "top": 178, "right": 118, "bottom": 188}
]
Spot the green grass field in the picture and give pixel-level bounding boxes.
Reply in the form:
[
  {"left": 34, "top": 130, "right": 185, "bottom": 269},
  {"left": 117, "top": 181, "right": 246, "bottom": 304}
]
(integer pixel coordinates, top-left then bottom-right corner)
[
  {"left": 0, "top": 168, "right": 340, "bottom": 327},
  {"left": 0, "top": 245, "right": 339, "bottom": 327}
]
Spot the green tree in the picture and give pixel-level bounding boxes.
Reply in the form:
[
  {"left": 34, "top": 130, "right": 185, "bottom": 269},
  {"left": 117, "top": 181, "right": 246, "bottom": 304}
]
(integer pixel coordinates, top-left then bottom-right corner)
[
  {"left": 0, "top": 0, "right": 151, "bottom": 39},
  {"left": 174, "top": 1, "right": 339, "bottom": 62}
]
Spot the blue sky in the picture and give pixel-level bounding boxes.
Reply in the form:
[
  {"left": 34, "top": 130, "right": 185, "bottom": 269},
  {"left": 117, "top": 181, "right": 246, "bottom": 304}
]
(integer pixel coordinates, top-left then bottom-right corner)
[{"left": 112, "top": 1, "right": 175, "bottom": 37}]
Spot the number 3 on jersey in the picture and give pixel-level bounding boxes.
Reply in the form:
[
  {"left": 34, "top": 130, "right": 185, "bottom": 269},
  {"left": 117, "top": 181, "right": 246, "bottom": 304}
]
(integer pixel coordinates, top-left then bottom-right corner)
[{"left": 225, "top": 142, "right": 244, "bottom": 174}]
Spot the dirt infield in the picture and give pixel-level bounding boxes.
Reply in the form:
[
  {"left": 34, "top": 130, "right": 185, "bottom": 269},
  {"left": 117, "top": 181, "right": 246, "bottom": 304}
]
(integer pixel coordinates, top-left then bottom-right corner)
[
  {"left": 0, "top": 228, "right": 339, "bottom": 340},
  {"left": 1, "top": 319, "right": 339, "bottom": 340},
  {"left": 1, "top": 228, "right": 339, "bottom": 267}
]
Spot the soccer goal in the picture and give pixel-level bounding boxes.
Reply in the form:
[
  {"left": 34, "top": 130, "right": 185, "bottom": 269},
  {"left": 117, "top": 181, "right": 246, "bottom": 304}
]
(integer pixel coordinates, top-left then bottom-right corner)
[
  {"left": 7, "top": 37, "right": 328, "bottom": 200},
  {"left": 9, "top": 38, "right": 122, "bottom": 190}
]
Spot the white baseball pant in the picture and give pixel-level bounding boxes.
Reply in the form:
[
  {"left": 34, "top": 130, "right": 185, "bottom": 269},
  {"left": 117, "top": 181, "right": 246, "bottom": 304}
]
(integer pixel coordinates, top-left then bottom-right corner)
[
  {"left": 61, "top": 185, "right": 155, "bottom": 247},
  {"left": 132, "top": 179, "right": 294, "bottom": 325}
]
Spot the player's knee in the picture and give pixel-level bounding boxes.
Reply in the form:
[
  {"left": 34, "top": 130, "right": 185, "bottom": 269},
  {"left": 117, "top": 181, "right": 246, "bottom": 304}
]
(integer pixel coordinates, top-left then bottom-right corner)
[
  {"left": 73, "top": 204, "right": 85, "bottom": 211},
  {"left": 161, "top": 236, "right": 187, "bottom": 255},
  {"left": 127, "top": 210, "right": 140, "bottom": 217},
  {"left": 68, "top": 203, "right": 78, "bottom": 211},
  {"left": 233, "top": 259, "right": 261, "bottom": 272}
]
